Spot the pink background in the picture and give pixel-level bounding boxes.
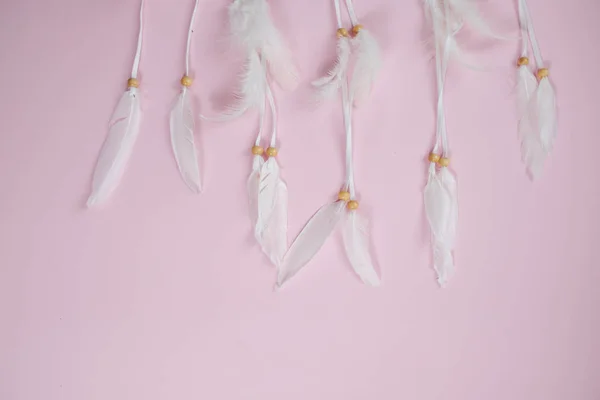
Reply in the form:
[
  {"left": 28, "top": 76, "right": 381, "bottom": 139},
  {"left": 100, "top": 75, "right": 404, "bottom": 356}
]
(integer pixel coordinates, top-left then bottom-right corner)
[{"left": 1, "top": 0, "right": 599, "bottom": 399}]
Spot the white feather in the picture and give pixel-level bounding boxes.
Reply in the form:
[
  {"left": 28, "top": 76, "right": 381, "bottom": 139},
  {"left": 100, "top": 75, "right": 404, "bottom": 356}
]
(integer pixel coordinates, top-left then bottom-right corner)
[
  {"left": 447, "top": 0, "right": 496, "bottom": 38},
  {"left": 349, "top": 29, "right": 382, "bottom": 107},
  {"left": 424, "top": 165, "right": 458, "bottom": 286},
  {"left": 87, "top": 89, "right": 141, "bottom": 207},
  {"left": 534, "top": 76, "right": 557, "bottom": 152},
  {"left": 259, "top": 179, "right": 288, "bottom": 266},
  {"left": 312, "top": 37, "right": 351, "bottom": 101},
  {"left": 516, "top": 65, "right": 544, "bottom": 178},
  {"left": 217, "top": 51, "right": 265, "bottom": 120},
  {"left": 255, "top": 157, "right": 281, "bottom": 239},
  {"left": 342, "top": 210, "right": 381, "bottom": 286},
  {"left": 170, "top": 89, "right": 201, "bottom": 193},
  {"left": 277, "top": 201, "right": 346, "bottom": 288},
  {"left": 229, "top": 0, "right": 298, "bottom": 90},
  {"left": 247, "top": 155, "right": 264, "bottom": 230}
]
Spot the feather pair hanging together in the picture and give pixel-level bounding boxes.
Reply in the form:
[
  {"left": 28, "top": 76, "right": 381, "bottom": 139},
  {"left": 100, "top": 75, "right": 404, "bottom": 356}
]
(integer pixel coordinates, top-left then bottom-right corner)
[
  {"left": 422, "top": 0, "right": 492, "bottom": 286},
  {"left": 88, "top": 0, "right": 145, "bottom": 207},
  {"left": 515, "top": 0, "right": 557, "bottom": 179},
  {"left": 278, "top": 0, "right": 381, "bottom": 288},
  {"left": 170, "top": 0, "right": 202, "bottom": 193},
  {"left": 207, "top": 0, "right": 297, "bottom": 266}
]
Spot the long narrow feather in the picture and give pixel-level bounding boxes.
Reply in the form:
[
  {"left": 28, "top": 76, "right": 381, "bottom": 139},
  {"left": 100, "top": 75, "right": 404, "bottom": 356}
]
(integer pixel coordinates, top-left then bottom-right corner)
[
  {"left": 350, "top": 28, "right": 382, "bottom": 107},
  {"left": 312, "top": 36, "right": 351, "bottom": 101},
  {"left": 87, "top": 89, "right": 141, "bottom": 207},
  {"left": 255, "top": 157, "right": 280, "bottom": 239},
  {"left": 247, "top": 154, "right": 264, "bottom": 230},
  {"left": 516, "top": 65, "right": 544, "bottom": 178},
  {"left": 217, "top": 51, "right": 265, "bottom": 120},
  {"left": 259, "top": 179, "right": 288, "bottom": 266},
  {"left": 534, "top": 76, "right": 557, "bottom": 152},
  {"left": 277, "top": 201, "right": 346, "bottom": 288},
  {"left": 424, "top": 165, "right": 458, "bottom": 286},
  {"left": 342, "top": 211, "right": 380, "bottom": 286},
  {"left": 170, "top": 89, "right": 201, "bottom": 192}
]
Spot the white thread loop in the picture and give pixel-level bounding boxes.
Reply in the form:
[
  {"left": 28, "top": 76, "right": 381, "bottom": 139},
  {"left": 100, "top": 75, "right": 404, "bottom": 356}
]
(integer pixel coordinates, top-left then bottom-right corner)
[
  {"left": 185, "top": 0, "right": 200, "bottom": 76},
  {"left": 131, "top": 0, "right": 145, "bottom": 79}
]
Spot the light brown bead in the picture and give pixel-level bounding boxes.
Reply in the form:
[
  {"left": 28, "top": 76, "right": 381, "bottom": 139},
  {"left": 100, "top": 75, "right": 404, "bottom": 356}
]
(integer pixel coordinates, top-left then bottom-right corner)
[
  {"left": 181, "top": 75, "right": 193, "bottom": 87},
  {"left": 428, "top": 153, "right": 441, "bottom": 163},
  {"left": 351, "top": 24, "right": 363, "bottom": 37},
  {"left": 517, "top": 57, "right": 529, "bottom": 66},
  {"left": 266, "top": 147, "right": 278, "bottom": 157},
  {"left": 251, "top": 146, "right": 264, "bottom": 156},
  {"left": 347, "top": 200, "right": 359, "bottom": 210},
  {"left": 438, "top": 157, "right": 450, "bottom": 167},
  {"left": 536, "top": 68, "right": 549, "bottom": 80},
  {"left": 336, "top": 28, "right": 349, "bottom": 38},
  {"left": 338, "top": 191, "right": 351, "bottom": 202},
  {"left": 127, "top": 78, "right": 140, "bottom": 88}
]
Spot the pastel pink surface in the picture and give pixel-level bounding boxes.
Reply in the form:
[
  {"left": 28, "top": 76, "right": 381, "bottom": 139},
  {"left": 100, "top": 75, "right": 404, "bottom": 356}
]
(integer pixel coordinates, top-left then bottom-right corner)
[{"left": 0, "top": 0, "right": 599, "bottom": 399}]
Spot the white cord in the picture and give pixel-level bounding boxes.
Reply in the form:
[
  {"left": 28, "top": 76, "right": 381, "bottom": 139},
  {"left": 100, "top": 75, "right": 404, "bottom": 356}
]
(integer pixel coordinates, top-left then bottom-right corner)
[
  {"left": 266, "top": 80, "right": 278, "bottom": 148},
  {"left": 130, "top": 0, "right": 144, "bottom": 79},
  {"left": 344, "top": 0, "right": 359, "bottom": 26},
  {"left": 185, "top": 0, "right": 200, "bottom": 76},
  {"left": 520, "top": 0, "right": 544, "bottom": 68},
  {"left": 255, "top": 53, "right": 268, "bottom": 146}
]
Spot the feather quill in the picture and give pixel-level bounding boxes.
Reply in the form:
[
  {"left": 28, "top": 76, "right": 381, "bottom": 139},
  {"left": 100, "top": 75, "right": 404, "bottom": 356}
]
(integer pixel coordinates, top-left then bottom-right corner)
[
  {"left": 424, "top": 165, "right": 458, "bottom": 286},
  {"left": 312, "top": 36, "right": 351, "bottom": 101},
  {"left": 170, "top": 89, "right": 201, "bottom": 192},
  {"left": 277, "top": 201, "right": 346, "bottom": 287},
  {"left": 87, "top": 89, "right": 141, "bottom": 207},
  {"left": 350, "top": 28, "right": 382, "bottom": 107},
  {"left": 342, "top": 210, "right": 380, "bottom": 286}
]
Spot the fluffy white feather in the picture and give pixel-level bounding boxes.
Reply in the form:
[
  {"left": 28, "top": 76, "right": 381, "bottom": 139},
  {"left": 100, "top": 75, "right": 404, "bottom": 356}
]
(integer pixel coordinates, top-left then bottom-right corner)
[
  {"left": 229, "top": 0, "right": 298, "bottom": 90},
  {"left": 342, "top": 210, "right": 380, "bottom": 286},
  {"left": 312, "top": 37, "right": 351, "bottom": 101},
  {"left": 424, "top": 165, "right": 458, "bottom": 286},
  {"left": 219, "top": 51, "right": 265, "bottom": 120},
  {"left": 87, "top": 89, "right": 141, "bottom": 207},
  {"left": 170, "top": 89, "right": 201, "bottom": 193},
  {"left": 255, "top": 157, "right": 281, "bottom": 239},
  {"left": 259, "top": 179, "right": 288, "bottom": 266},
  {"left": 277, "top": 201, "right": 346, "bottom": 288},
  {"left": 349, "top": 28, "right": 382, "bottom": 107}
]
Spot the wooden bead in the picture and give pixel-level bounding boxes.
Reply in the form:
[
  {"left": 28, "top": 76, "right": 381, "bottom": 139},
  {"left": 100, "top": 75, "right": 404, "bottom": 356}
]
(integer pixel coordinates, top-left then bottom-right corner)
[
  {"left": 536, "top": 68, "right": 549, "bottom": 80},
  {"left": 266, "top": 147, "right": 278, "bottom": 157},
  {"left": 517, "top": 57, "right": 529, "bottom": 66},
  {"left": 338, "top": 191, "right": 351, "bottom": 202},
  {"left": 127, "top": 78, "right": 139, "bottom": 88},
  {"left": 251, "top": 146, "right": 264, "bottom": 156},
  {"left": 181, "top": 75, "right": 193, "bottom": 87},
  {"left": 336, "top": 28, "right": 349, "bottom": 38},
  {"left": 428, "top": 153, "right": 440, "bottom": 163},
  {"left": 347, "top": 200, "right": 359, "bottom": 210},
  {"left": 438, "top": 157, "right": 450, "bottom": 167},
  {"left": 351, "top": 24, "right": 363, "bottom": 37}
]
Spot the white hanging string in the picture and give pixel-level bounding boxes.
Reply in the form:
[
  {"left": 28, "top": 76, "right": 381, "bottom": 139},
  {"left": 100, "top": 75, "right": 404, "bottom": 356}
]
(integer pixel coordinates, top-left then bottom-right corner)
[
  {"left": 344, "top": 0, "right": 359, "bottom": 26},
  {"left": 185, "top": 0, "right": 200, "bottom": 77},
  {"left": 255, "top": 54, "right": 268, "bottom": 147},
  {"left": 130, "top": 0, "right": 145, "bottom": 79},
  {"left": 520, "top": 0, "right": 544, "bottom": 68},
  {"left": 517, "top": 0, "right": 529, "bottom": 59},
  {"left": 432, "top": 2, "right": 452, "bottom": 158},
  {"left": 266, "top": 80, "right": 278, "bottom": 148}
]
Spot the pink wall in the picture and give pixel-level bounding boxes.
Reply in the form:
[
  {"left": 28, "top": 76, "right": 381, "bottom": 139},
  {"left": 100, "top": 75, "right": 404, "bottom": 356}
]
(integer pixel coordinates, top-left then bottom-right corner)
[{"left": 1, "top": 0, "right": 599, "bottom": 399}]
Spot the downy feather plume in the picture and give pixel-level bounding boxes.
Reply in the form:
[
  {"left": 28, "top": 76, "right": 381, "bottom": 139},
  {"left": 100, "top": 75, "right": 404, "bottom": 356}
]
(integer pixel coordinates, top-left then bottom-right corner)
[
  {"left": 312, "top": 36, "right": 351, "bottom": 101},
  {"left": 170, "top": 89, "right": 201, "bottom": 192},
  {"left": 350, "top": 28, "right": 382, "bottom": 107},
  {"left": 424, "top": 165, "right": 458, "bottom": 286},
  {"left": 228, "top": 0, "right": 298, "bottom": 91},
  {"left": 278, "top": 201, "right": 346, "bottom": 287},
  {"left": 342, "top": 210, "right": 381, "bottom": 286},
  {"left": 88, "top": 88, "right": 141, "bottom": 207},
  {"left": 218, "top": 51, "right": 266, "bottom": 120}
]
